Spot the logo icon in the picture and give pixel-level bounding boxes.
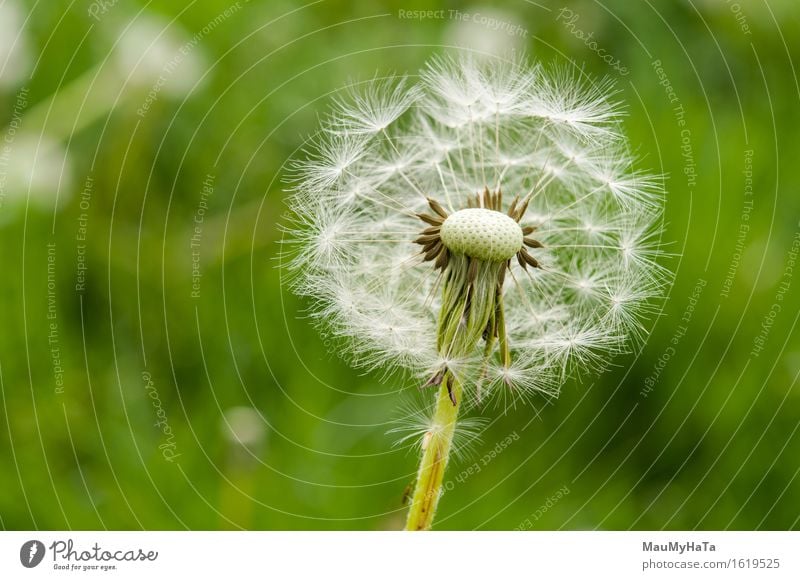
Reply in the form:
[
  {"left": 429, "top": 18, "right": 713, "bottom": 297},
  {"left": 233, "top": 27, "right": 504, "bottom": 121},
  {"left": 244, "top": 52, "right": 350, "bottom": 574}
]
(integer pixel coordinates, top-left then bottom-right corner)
[{"left": 20, "top": 540, "right": 45, "bottom": 568}]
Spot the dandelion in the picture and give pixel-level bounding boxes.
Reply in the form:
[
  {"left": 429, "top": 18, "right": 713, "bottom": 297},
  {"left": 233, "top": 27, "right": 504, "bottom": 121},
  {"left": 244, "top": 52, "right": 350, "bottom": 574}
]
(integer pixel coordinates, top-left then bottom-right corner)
[{"left": 286, "top": 55, "right": 667, "bottom": 530}]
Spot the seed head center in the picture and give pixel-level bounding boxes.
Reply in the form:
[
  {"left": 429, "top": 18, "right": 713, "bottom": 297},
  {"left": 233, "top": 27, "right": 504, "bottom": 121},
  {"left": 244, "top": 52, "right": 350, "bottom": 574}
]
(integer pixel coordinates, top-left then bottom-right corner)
[{"left": 440, "top": 208, "right": 523, "bottom": 262}]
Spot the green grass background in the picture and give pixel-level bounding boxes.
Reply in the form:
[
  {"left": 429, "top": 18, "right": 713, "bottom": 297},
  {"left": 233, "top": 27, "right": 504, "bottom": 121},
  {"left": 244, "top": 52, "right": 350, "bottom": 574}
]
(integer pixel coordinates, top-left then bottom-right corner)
[{"left": 0, "top": 0, "right": 798, "bottom": 530}]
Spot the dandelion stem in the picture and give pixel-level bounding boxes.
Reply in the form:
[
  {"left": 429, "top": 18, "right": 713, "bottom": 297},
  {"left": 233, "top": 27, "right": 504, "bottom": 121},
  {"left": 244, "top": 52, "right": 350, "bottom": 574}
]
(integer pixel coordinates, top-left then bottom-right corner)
[
  {"left": 405, "top": 372, "right": 462, "bottom": 531},
  {"left": 406, "top": 254, "right": 505, "bottom": 530}
]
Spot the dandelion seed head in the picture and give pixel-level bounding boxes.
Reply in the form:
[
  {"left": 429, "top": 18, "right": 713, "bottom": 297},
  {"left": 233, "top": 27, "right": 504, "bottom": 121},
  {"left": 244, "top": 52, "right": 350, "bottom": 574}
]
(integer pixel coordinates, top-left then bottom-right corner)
[
  {"left": 440, "top": 208, "right": 523, "bottom": 262},
  {"left": 286, "top": 54, "right": 668, "bottom": 407}
]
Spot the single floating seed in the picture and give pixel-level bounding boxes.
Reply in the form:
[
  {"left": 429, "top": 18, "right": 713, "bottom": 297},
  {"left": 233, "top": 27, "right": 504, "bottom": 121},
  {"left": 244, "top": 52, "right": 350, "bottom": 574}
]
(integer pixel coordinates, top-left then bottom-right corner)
[
  {"left": 417, "top": 213, "right": 443, "bottom": 227},
  {"left": 414, "top": 233, "right": 440, "bottom": 245},
  {"left": 427, "top": 197, "right": 449, "bottom": 219},
  {"left": 424, "top": 242, "right": 443, "bottom": 262}
]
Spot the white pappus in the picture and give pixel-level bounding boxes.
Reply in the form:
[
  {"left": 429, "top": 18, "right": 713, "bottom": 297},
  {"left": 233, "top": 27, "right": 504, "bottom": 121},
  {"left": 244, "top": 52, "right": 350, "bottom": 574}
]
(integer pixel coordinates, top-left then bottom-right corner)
[{"left": 285, "top": 54, "right": 668, "bottom": 409}]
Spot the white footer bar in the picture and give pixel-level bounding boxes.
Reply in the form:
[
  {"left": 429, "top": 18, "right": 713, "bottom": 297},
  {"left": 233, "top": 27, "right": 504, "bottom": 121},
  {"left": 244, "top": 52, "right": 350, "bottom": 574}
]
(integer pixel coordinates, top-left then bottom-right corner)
[{"left": 1, "top": 531, "right": 797, "bottom": 578}]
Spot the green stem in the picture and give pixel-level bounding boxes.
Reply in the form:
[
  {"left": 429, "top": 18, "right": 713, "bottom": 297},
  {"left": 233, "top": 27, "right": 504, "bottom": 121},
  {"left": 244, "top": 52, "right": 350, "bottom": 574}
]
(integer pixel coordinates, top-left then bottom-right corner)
[
  {"left": 405, "top": 256, "right": 503, "bottom": 530},
  {"left": 405, "top": 373, "right": 462, "bottom": 531}
]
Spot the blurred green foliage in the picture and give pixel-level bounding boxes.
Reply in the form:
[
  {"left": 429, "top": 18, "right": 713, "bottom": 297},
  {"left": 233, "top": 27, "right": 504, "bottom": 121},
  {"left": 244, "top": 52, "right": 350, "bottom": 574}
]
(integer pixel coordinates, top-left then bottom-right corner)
[{"left": 0, "top": 0, "right": 798, "bottom": 530}]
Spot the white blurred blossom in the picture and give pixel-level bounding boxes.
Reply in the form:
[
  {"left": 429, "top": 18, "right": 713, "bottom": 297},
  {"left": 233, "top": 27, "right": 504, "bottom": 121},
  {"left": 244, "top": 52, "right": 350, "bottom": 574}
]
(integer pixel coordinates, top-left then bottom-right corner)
[
  {"left": 444, "top": 7, "right": 527, "bottom": 57},
  {"left": 0, "top": 0, "right": 33, "bottom": 88},
  {"left": 3, "top": 135, "right": 72, "bottom": 210},
  {"left": 112, "top": 14, "right": 205, "bottom": 96},
  {"left": 222, "top": 406, "right": 267, "bottom": 448}
]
